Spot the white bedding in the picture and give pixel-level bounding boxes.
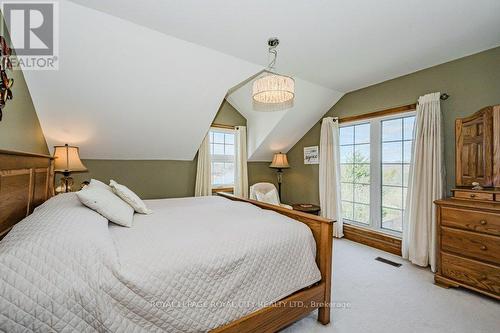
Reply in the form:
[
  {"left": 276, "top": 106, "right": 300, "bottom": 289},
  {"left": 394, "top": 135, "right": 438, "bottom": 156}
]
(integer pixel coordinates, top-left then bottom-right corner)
[{"left": 0, "top": 194, "right": 321, "bottom": 332}]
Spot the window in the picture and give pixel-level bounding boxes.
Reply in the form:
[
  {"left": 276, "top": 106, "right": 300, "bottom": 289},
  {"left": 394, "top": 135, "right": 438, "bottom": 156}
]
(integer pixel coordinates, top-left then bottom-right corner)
[
  {"left": 381, "top": 117, "right": 414, "bottom": 232},
  {"left": 209, "top": 128, "right": 235, "bottom": 188},
  {"left": 340, "top": 123, "right": 371, "bottom": 224},
  {"left": 339, "top": 113, "right": 415, "bottom": 235}
]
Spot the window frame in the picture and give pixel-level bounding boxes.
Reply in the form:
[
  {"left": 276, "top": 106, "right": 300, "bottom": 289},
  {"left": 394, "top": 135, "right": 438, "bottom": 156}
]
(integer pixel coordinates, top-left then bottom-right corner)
[
  {"left": 209, "top": 127, "right": 236, "bottom": 190},
  {"left": 339, "top": 111, "right": 416, "bottom": 237}
]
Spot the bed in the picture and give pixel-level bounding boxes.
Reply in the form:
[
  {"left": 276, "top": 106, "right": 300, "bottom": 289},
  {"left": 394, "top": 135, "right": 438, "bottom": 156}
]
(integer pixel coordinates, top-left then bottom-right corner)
[{"left": 0, "top": 149, "right": 334, "bottom": 333}]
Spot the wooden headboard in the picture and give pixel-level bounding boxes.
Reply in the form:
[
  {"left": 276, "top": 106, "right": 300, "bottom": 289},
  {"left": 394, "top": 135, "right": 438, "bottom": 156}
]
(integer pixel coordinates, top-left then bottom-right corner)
[{"left": 0, "top": 149, "right": 54, "bottom": 239}]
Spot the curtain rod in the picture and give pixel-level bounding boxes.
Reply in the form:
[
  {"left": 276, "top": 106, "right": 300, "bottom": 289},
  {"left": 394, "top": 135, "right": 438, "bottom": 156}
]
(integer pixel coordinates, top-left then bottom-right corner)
[
  {"left": 322, "top": 92, "right": 450, "bottom": 124},
  {"left": 211, "top": 123, "right": 236, "bottom": 130}
]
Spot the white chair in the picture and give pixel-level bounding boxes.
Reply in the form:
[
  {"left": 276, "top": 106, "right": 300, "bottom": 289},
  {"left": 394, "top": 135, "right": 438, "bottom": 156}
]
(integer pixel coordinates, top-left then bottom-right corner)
[{"left": 249, "top": 182, "right": 292, "bottom": 209}]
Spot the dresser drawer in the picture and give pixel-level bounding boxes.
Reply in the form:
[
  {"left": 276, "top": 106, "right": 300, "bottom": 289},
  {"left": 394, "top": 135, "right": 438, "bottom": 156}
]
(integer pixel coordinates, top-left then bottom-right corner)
[
  {"left": 441, "top": 252, "right": 500, "bottom": 296},
  {"left": 441, "top": 227, "right": 500, "bottom": 265},
  {"left": 441, "top": 207, "right": 500, "bottom": 236},
  {"left": 453, "top": 190, "right": 494, "bottom": 201}
]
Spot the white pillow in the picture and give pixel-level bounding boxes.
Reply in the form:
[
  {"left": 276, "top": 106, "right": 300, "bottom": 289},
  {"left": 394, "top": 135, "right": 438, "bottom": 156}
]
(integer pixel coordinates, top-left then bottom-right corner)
[
  {"left": 76, "top": 186, "right": 134, "bottom": 227},
  {"left": 255, "top": 190, "right": 281, "bottom": 206},
  {"left": 89, "top": 178, "right": 111, "bottom": 191},
  {"left": 109, "top": 179, "right": 152, "bottom": 214}
]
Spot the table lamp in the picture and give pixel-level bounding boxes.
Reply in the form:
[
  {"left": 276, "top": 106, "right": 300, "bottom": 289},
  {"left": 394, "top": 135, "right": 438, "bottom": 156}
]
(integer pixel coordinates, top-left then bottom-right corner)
[
  {"left": 269, "top": 152, "right": 290, "bottom": 199},
  {"left": 53, "top": 144, "right": 88, "bottom": 193}
]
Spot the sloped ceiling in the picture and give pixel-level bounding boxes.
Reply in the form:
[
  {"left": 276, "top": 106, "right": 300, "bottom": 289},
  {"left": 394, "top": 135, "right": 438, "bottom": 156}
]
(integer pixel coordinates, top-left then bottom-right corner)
[
  {"left": 21, "top": 1, "right": 261, "bottom": 160},
  {"left": 18, "top": 0, "right": 500, "bottom": 160}
]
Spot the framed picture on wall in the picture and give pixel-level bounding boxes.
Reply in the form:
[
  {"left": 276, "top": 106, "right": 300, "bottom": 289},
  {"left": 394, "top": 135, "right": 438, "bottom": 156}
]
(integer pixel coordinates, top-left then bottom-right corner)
[{"left": 304, "top": 146, "right": 319, "bottom": 164}]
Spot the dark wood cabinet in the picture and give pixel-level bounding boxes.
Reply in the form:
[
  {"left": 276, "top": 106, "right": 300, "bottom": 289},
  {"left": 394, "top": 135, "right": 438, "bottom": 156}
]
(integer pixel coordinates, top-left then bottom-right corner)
[
  {"left": 435, "top": 105, "right": 500, "bottom": 300},
  {"left": 455, "top": 106, "right": 494, "bottom": 186}
]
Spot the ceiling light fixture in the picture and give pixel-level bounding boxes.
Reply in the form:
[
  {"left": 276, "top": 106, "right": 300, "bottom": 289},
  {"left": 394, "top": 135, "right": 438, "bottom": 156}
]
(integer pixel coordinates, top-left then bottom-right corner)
[{"left": 252, "top": 38, "right": 294, "bottom": 109}]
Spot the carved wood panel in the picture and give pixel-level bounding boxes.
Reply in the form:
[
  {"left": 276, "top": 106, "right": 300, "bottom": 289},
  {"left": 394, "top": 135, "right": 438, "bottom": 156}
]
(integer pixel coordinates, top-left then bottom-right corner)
[
  {"left": 0, "top": 150, "right": 54, "bottom": 238},
  {"left": 456, "top": 107, "right": 494, "bottom": 186},
  {"left": 0, "top": 169, "right": 32, "bottom": 236}
]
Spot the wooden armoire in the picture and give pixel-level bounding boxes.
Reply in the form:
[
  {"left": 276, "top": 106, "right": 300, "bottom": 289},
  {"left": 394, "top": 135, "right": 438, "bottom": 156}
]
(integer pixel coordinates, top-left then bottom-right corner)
[{"left": 435, "top": 105, "right": 500, "bottom": 300}]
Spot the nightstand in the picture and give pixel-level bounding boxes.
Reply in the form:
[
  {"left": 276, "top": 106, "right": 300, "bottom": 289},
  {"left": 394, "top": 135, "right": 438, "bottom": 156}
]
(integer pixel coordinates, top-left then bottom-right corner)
[{"left": 292, "top": 203, "right": 321, "bottom": 215}]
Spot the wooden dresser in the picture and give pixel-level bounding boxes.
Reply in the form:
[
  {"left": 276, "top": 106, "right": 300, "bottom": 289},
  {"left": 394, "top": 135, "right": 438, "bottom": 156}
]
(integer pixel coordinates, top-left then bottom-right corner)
[
  {"left": 434, "top": 105, "right": 500, "bottom": 300},
  {"left": 435, "top": 194, "right": 500, "bottom": 299}
]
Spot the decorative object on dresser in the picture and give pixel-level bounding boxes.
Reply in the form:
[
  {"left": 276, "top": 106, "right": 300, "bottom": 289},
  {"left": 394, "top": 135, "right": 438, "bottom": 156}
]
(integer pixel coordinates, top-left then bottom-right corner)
[
  {"left": 269, "top": 152, "right": 290, "bottom": 199},
  {"left": 53, "top": 144, "right": 88, "bottom": 193},
  {"left": 434, "top": 104, "right": 500, "bottom": 300},
  {"left": 292, "top": 203, "right": 321, "bottom": 215}
]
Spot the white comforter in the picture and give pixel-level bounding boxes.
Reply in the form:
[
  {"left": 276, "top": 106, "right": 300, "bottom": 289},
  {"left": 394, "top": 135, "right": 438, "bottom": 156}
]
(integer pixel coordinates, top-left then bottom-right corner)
[{"left": 0, "top": 194, "right": 321, "bottom": 332}]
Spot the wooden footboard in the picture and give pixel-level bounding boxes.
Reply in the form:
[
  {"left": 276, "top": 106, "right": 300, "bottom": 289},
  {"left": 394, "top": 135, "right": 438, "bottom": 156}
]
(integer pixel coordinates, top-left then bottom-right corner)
[{"left": 214, "top": 193, "right": 335, "bottom": 332}]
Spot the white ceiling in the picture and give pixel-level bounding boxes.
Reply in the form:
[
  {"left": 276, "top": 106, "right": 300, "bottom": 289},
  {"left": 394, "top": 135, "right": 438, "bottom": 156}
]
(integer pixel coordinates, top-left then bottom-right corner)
[
  {"left": 21, "top": 1, "right": 261, "bottom": 160},
  {"left": 70, "top": 0, "right": 500, "bottom": 92},
  {"left": 17, "top": 0, "right": 500, "bottom": 160}
]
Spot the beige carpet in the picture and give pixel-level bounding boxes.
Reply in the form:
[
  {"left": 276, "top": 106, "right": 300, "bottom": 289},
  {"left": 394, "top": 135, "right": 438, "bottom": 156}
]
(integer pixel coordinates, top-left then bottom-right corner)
[{"left": 284, "top": 239, "right": 500, "bottom": 333}]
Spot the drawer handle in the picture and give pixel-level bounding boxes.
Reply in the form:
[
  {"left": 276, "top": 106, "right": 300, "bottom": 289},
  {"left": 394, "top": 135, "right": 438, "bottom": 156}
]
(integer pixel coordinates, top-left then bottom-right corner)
[
  {"left": 480, "top": 220, "right": 487, "bottom": 225},
  {"left": 480, "top": 245, "right": 487, "bottom": 251},
  {"left": 469, "top": 194, "right": 476, "bottom": 198}
]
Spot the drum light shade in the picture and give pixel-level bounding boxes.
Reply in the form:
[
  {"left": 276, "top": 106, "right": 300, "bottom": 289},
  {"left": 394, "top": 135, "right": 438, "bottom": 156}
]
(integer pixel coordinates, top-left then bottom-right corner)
[
  {"left": 253, "top": 74, "right": 295, "bottom": 104},
  {"left": 53, "top": 144, "right": 88, "bottom": 173}
]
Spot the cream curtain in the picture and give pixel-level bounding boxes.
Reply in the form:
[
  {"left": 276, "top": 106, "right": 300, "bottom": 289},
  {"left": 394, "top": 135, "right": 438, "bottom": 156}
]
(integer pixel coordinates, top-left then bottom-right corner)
[
  {"left": 194, "top": 133, "right": 212, "bottom": 196},
  {"left": 234, "top": 126, "right": 249, "bottom": 198},
  {"left": 402, "top": 92, "right": 445, "bottom": 272},
  {"left": 319, "top": 117, "right": 343, "bottom": 238}
]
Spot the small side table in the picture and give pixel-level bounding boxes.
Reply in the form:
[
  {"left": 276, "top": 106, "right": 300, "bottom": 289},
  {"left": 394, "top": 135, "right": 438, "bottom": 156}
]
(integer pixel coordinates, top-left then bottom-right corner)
[{"left": 292, "top": 203, "right": 321, "bottom": 216}]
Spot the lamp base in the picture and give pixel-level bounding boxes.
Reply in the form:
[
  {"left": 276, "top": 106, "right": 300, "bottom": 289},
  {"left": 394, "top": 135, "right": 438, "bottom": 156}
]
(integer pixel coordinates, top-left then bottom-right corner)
[
  {"left": 276, "top": 168, "right": 283, "bottom": 199},
  {"left": 56, "top": 175, "right": 74, "bottom": 194}
]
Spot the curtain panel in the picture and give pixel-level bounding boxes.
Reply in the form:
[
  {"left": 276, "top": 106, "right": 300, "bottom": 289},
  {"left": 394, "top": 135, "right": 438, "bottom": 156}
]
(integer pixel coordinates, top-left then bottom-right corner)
[
  {"left": 194, "top": 133, "right": 212, "bottom": 196},
  {"left": 319, "top": 117, "right": 343, "bottom": 238},
  {"left": 402, "top": 92, "right": 445, "bottom": 272},
  {"left": 234, "top": 126, "right": 249, "bottom": 198}
]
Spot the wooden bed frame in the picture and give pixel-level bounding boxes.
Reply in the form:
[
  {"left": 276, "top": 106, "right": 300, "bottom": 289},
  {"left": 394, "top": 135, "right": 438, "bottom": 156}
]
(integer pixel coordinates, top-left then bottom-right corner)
[
  {"left": 213, "top": 192, "right": 334, "bottom": 332},
  {"left": 0, "top": 149, "right": 54, "bottom": 240},
  {"left": 0, "top": 149, "right": 334, "bottom": 332}
]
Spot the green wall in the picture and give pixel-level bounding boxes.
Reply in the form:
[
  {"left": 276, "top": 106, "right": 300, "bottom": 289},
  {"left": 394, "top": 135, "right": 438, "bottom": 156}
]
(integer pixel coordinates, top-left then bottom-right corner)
[
  {"left": 70, "top": 100, "right": 276, "bottom": 198},
  {"left": 283, "top": 46, "right": 500, "bottom": 205},
  {"left": 0, "top": 13, "right": 48, "bottom": 154}
]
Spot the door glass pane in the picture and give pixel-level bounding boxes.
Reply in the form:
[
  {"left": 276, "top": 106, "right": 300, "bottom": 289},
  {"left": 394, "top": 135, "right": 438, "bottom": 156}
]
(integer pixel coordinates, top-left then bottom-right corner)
[
  {"left": 354, "top": 184, "right": 370, "bottom": 204},
  {"left": 403, "top": 117, "right": 415, "bottom": 140},
  {"left": 382, "top": 118, "right": 402, "bottom": 142},
  {"left": 354, "top": 203, "right": 370, "bottom": 224},
  {"left": 403, "top": 141, "right": 413, "bottom": 163},
  {"left": 341, "top": 183, "right": 354, "bottom": 201},
  {"left": 355, "top": 123, "right": 370, "bottom": 144},
  {"left": 382, "top": 207, "right": 403, "bottom": 232},
  {"left": 340, "top": 164, "right": 354, "bottom": 182},
  {"left": 355, "top": 144, "right": 370, "bottom": 162},
  {"left": 225, "top": 144, "right": 234, "bottom": 155},
  {"left": 403, "top": 164, "right": 410, "bottom": 186},
  {"left": 382, "top": 142, "right": 403, "bottom": 163},
  {"left": 342, "top": 201, "right": 354, "bottom": 220},
  {"left": 213, "top": 132, "right": 225, "bottom": 144},
  {"left": 382, "top": 164, "right": 402, "bottom": 186},
  {"left": 225, "top": 133, "right": 234, "bottom": 144},
  {"left": 382, "top": 186, "right": 403, "bottom": 209},
  {"left": 340, "top": 126, "right": 354, "bottom": 145},
  {"left": 340, "top": 145, "right": 353, "bottom": 163},
  {"left": 353, "top": 164, "right": 370, "bottom": 184},
  {"left": 213, "top": 143, "right": 224, "bottom": 155}
]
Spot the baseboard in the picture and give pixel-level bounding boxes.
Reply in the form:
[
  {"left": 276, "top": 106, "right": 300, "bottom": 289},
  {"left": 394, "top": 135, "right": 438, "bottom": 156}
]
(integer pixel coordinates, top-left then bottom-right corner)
[{"left": 343, "top": 224, "right": 402, "bottom": 256}]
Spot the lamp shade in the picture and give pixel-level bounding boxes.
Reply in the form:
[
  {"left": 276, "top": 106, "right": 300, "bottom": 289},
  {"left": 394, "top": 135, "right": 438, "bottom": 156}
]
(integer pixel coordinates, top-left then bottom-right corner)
[
  {"left": 269, "top": 152, "right": 290, "bottom": 169},
  {"left": 53, "top": 144, "right": 88, "bottom": 173}
]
